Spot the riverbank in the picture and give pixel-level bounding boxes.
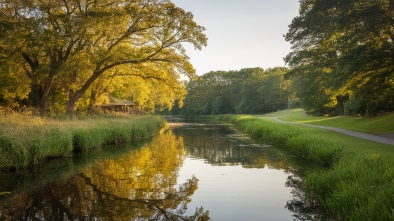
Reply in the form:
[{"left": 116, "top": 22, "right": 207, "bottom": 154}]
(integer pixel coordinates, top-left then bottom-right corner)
[
  {"left": 0, "top": 114, "right": 166, "bottom": 170},
  {"left": 212, "top": 114, "right": 394, "bottom": 220}
]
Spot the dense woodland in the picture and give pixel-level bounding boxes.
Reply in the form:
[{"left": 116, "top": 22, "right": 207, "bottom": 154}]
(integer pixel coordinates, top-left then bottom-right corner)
[{"left": 1, "top": 0, "right": 393, "bottom": 117}]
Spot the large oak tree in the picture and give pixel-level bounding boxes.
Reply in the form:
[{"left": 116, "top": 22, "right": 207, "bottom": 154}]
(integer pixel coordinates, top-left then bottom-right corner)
[{"left": 0, "top": 0, "right": 207, "bottom": 115}]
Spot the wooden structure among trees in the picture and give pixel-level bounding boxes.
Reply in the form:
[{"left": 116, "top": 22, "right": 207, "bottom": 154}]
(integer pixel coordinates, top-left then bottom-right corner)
[{"left": 99, "top": 96, "right": 138, "bottom": 114}]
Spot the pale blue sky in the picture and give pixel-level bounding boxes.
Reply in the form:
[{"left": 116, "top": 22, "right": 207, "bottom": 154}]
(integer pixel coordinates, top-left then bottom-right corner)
[{"left": 171, "top": 0, "right": 300, "bottom": 75}]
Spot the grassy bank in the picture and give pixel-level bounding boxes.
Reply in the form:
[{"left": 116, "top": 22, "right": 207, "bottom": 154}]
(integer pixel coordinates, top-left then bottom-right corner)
[
  {"left": 0, "top": 114, "right": 166, "bottom": 169},
  {"left": 215, "top": 115, "right": 344, "bottom": 167},
  {"left": 213, "top": 114, "right": 394, "bottom": 220}
]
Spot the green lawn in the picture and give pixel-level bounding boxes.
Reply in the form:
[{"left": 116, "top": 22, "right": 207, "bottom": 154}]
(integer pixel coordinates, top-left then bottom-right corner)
[{"left": 266, "top": 108, "right": 394, "bottom": 135}]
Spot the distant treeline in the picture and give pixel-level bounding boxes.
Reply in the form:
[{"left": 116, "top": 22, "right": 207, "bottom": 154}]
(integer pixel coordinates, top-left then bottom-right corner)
[
  {"left": 163, "top": 67, "right": 298, "bottom": 115},
  {"left": 163, "top": 65, "right": 393, "bottom": 116}
]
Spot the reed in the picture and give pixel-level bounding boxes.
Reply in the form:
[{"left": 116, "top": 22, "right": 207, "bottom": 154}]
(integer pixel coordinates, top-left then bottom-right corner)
[
  {"left": 0, "top": 114, "right": 166, "bottom": 169},
  {"left": 216, "top": 115, "right": 343, "bottom": 167},
  {"left": 306, "top": 154, "right": 394, "bottom": 220},
  {"left": 0, "top": 123, "right": 73, "bottom": 168},
  {"left": 72, "top": 116, "right": 166, "bottom": 152}
]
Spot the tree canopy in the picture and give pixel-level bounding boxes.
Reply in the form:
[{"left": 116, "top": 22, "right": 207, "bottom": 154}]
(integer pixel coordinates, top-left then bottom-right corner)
[
  {"left": 0, "top": 0, "right": 207, "bottom": 115},
  {"left": 285, "top": 0, "right": 394, "bottom": 116}
]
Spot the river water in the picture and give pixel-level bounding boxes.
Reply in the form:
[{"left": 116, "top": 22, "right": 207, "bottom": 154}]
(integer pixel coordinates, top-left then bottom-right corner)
[{"left": 0, "top": 123, "right": 303, "bottom": 220}]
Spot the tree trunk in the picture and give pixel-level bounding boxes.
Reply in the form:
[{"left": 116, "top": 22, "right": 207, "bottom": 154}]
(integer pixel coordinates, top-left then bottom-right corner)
[
  {"left": 66, "top": 96, "right": 78, "bottom": 118},
  {"left": 38, "top": 77, "right": 55, "bottom": 117},
  {"left": 336, "top": 95, "right": 344, "bottom": 116},
  {"left": 87, "top": 89, "right": 97, "bottom": 114},
  {"left": 31, "top": 85, "right": 48, "bottom": 118},
  {"left": 31, "top": 86, "right": 43, "bottom": 109},
  {"left": 66, "top": 71, "right": 102, "bottom": 117}
]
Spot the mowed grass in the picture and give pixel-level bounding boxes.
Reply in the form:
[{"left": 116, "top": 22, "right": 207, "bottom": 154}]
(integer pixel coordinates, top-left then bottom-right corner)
[
  {"left": 276, "top": 108, "right": 394, "bottom": 135},
  {"left": 222, "top": 111, "right": 394, "bottom": 157}
]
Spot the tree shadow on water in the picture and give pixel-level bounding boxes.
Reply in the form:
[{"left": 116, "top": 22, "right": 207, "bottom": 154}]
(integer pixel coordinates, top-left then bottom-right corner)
[{"left": 285, "top": 174, "right": 325, "bottom": 221}]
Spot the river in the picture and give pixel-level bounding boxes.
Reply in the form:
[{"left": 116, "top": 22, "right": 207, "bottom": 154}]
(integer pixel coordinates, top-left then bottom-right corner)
[{"left": 0, "top": 123, "right": 306, "bottom": 220}]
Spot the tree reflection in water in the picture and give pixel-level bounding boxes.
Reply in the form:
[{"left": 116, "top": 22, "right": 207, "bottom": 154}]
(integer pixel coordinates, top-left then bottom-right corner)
[
  {"left": 172, "top": 123, "right": 322, "bottom": 220},
  {"left": 0, "top": 123, "right": 322, "bottom": 220},
  {"left": 285, "top": 173, "right": 322, "bottom": 221},
  {"left": 0, "top": 130, "right": 210, "bottom": 220},
  {"left": 172, "top": 124, "right": 292, "bottom": 169}
]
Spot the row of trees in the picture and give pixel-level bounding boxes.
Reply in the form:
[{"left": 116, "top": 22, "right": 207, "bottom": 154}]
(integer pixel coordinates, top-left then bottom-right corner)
[
  {"left": 0, "top": 0, "right": 207, "bottom": 116},
  {"left": 2, "top": 0, "right": 391, "bottom": 117},
  {"left": 164, "top": 67, "right": 297, "bottom": 115},
  {"left": 285, "top": 0, "right": 394, "bottom": 116}
]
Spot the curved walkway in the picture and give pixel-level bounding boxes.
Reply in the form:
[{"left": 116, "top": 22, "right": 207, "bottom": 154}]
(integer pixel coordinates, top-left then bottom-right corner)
[{"left": 271, "top": 117, "right": 394, "bottom": 145}]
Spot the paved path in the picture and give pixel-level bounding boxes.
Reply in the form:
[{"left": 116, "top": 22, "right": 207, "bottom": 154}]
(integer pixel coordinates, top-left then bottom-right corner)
[{"left": 271, "top": 117, "right": 394, "bottom": 145}]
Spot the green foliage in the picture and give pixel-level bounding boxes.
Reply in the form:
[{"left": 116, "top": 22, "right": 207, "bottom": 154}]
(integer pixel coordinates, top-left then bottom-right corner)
[
  {"left": 180, "top": 67, "right": 295, "bottom": 115},
  {"left": 0, "top": 0, "right": 207, "bottom": 116},
  {"left": 289, "top": 66, "right": 338, "bottom": 115},
  {"left": 211, "top": 96, "right": 234, "bottom": 114},
  {"left": 344, "top": 96, "right": 367, "bottom": 116},
  {"left": 285, "top": 0, "right": 394, "bottom": 116}
]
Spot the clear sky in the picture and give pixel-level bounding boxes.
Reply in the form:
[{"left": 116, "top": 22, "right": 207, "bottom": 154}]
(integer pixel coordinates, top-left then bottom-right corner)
[{"left": 171, "top": 0, "right": 300, "bottom": 75}]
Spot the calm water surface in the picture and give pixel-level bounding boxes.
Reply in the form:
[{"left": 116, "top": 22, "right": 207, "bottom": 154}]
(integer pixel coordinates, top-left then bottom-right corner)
[
  {"left": 172, "top": 124, "right": 296, "bottom": 220},
  {"left": 0, "top": 123, "right": 302, "bottom": 220}
]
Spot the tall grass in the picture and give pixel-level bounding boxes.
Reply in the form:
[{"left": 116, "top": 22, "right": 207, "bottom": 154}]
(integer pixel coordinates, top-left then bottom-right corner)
[
  {"left": 0, "top": 111, "right": 166, "bottom": 169},
  {"left": 0, "top": 123, "right": 73, "bottom": 168},
  {"left": 215, "top": 114, "right": 394, "bottom": 220},
  {"left": 306, "top": 154, "right": 394, "bottom": 220},
  {"left": 72, "top": 116, "right": 166, "bottom": 152},
  {"left": 216, "top": 115, "right": 343, "bottom": 167}
]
